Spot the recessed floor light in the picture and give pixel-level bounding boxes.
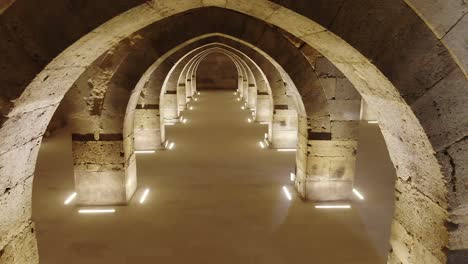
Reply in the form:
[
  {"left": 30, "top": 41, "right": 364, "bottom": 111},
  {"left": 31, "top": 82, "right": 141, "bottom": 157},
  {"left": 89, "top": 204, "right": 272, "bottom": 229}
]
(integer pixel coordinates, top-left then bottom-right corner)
[
  {"left": 139, "top": 188, "right": 150, "bottom": 204},
  {"left": 241, "top": 106, "right": 245, "bottom": 110},
  {"left": 259, "top": 141, "right": 266, "bottom": 149},
  {"left": 315, "top": 205, "right": 351, "bottom": 209},
  {"left": 282, "top": 186, "right": 292, "bottom": 201},
  {"left": 290, "top": 172, "right": 296, "bottom": 181},
  {"left": 64, "top": 192, "right": 77, "bottom": 205},
  {"left": 78, "top": 208, "right": 116, "bottom": 214},
  {"left": 135, "top": 150, "right": 156, "bottom": 154},
  {"left": 247, "top": 118, "right": 252, "bottom": 123},
  {"left": 237, "top": 98, "right": 241, "bottom": 101},
  {"left": 168, "top": 142, "right": 175, "bottom": 150},
  {"left": 352, "top": 188, "right": 365, "bottom": 200},
  {"left": 189, "top": 106, "right": 193, "bottom": 110}
]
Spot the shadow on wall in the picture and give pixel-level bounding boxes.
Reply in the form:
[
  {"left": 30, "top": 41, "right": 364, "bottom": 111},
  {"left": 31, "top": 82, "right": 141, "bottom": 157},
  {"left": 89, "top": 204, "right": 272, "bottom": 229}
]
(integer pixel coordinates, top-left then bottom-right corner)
[
  {"left": 197, "top": 52, "right": 237, "bottom": 90},
  {"left": 354, "top": 122, "right": 397, "bottom": 261}
]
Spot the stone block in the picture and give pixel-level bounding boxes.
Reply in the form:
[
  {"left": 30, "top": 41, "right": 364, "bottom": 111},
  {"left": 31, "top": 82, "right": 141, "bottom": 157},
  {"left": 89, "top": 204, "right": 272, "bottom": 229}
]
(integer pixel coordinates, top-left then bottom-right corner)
[
  {"left": 328, "top": 100, "right": 361, "bottom": 121},
  {"left": 305, "top": 179, "right": 352, "bottom": 201},
  {"left": 308, "top": 140, "right": 357, "bottom": 157},
  {"left": 331, "top": 120, "right": 359, "bottom": 140},
  {"left": 393, "top": 178, "right": 448, "bottom": 262},
  {"left": 336, "top": 78, "right": 360, "bottom": 100},
  {"left": 318, "top": 77, "right": 336, "bottom": 100},
  {"left": 405, "top": 0, "right": 468, "bottom": 38},
  {"left": 0, "top": 177, "right": 32, "bottom": 251},
  {"left": 442, "top": 13, "right": 468, "bottom": 77},
  {"left": 0, "top": 222, "right": 38, "bottom": 264},
  {"left": 411, "top": 67, "right": 468, "bottom": 151}
]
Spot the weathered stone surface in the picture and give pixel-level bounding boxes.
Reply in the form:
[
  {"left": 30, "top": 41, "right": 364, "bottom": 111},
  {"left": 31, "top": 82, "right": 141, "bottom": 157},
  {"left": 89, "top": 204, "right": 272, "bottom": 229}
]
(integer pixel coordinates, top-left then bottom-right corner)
[
  {"left": 404, "top": 0, "right": 468, "bottom": 39},
  {"left": 0, "top": 177, "right": 33, "bottom": 252},
  {"left": 392, "top": 178, "right": 448, "bottom": 263},
  {"left": 336, "top": 78, "right": 361, "bottom": 100},
  {"left": 411, "top": 68, "right": 468, "bottom": 151},
  {"left": 328, "top": 100, "right": 361, "bottom": 121},
  {"left": 442, "top": 13, "right": 468, "bottom": 77},
  {"left": 331, "top": 120, "right": 359, "bottom": 140},
  {"left": 0, "top": 222, "right": 38, "bottom": 264}
]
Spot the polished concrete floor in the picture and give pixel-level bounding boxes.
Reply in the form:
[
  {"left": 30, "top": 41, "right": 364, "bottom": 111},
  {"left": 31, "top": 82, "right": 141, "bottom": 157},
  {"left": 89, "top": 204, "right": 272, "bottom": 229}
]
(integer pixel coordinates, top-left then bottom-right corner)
[{"left": 33, "top": 90, "right": 394, "bottom": 263}]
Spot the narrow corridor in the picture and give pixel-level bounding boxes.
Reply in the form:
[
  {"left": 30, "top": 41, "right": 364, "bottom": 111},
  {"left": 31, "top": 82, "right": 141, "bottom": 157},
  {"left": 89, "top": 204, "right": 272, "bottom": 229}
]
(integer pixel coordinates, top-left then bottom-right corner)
[{"left": 33, "top": 90, "right": 382, "bottom": 264}]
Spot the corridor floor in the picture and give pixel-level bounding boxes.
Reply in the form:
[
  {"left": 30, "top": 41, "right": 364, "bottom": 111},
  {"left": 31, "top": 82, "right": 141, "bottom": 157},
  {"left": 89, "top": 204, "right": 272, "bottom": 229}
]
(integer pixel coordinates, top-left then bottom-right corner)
[{"left": 33, "top": 90, "right": 384, "bottom": 264}]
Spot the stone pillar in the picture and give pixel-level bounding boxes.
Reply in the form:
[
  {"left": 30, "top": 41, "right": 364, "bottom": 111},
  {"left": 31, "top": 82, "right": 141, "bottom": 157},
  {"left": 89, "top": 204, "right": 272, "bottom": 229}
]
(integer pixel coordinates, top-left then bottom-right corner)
[
  {"left": 295, "top": 119, "right": 358, "bottom": 201},
  {"left": 256, "top": 92, "right": 271, "bottom": 123},
  {"left": 161, "top": 90, "right": 178, "bottom": 123},
  {"left": 191, "top": 75, "right": 197, "bottom": 95},
  {"left": 271, "top": 105, "right": 298, "bottom": 149},
  {"left": 248, "top": 83, "right": 256, "bottom": 110},
  {"left": 186, "top": 79, "right": 193, "bottom": 100},
  {"left": 134, "top": 105, "right": 162, "bottom": 150},
  {"left": 237, "top": 75, "right": 243, "bottom": 93},
  {"left": 72, "top": 134, "right": 136, "bottom": 205},
  {"left": 176, "top": 84, "right": 186, "bottom": 115}
]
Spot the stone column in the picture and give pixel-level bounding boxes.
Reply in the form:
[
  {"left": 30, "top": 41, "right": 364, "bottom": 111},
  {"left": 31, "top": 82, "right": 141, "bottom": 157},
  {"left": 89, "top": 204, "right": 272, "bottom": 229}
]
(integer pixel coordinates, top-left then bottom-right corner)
[
  {"left": 161, "top": 90, "right": 178, "bottom": 123},
  {"left": 255, "top": 92, "right": 271, "bottom": 123},
  {"left": 271, "top": 105, "right": 298, "bottom": 149},
  {"left": 72, "top": 134, "right": 136, "bottom": 205},
  {"left": 248, "top": 83, "right": 257, "bottom": 110},
  {"left": 134, "top": 105, "right": 162, "bottom": 150},
  {"left": 176, "top": 84, "right": 186, "bottom": 115}
]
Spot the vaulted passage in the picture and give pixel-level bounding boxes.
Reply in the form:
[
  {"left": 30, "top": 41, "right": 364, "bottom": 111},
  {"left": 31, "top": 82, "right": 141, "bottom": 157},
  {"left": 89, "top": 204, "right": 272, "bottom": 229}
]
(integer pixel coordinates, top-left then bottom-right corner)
[
  {"left": 33, "top": 90, "right": 384, "bottom": 263},
  {"left": 1, "top": 1, "right": 467, "bottom": 263}
]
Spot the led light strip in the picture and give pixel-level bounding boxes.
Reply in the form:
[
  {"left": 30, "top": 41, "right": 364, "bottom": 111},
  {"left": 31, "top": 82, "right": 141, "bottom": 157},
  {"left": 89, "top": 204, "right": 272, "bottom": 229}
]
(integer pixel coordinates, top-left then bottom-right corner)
[
  {"left": 78, "top": 208, "right": 116, "bottom": 214},
  {"left": 282, "top": 186, "right": 292, "bottom": 201},
  {"left": 64, "top": 192, "right": 77, "bottom": 205},
  {"left": 290, "top": 172, "right": 296, "bottom": 182},
  {"left": 168, "top": 142, "right": 175, "bottom": 150},
  {"left": 277, "top": 149, "right": 296, "bottom": 152},
  {"left": 352, "top": 188, "right": 365, "bottom": 200},
  {"left": 139, "top": 188, "right": 150, "bottom": 204},
  {"left": 315, "top": 205, "right": 351, "bottom": 209},
  {"left": 135, "top": 150, "right": 156, "bottom": 154}
]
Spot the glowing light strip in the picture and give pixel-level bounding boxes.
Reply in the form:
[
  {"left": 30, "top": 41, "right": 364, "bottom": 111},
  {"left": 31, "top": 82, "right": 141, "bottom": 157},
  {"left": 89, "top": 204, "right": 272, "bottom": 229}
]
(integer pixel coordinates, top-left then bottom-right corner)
[
  {"left": 164, "top": 140, "right": 169, "bottom": 148},
  {"left": 139, "top": 188, "right": 150, "bottom": 204},
  {"left": 168, "top": 142, "right": 175, "bottom": 150},
  {"left": 259, "top": 141, "right": 266, "bottom": 149},
  {"left": 165, "top": 122, "right": 176, "bottom": 126},
  {"left": 264, "top": 133, "right": 268, "bottom": 139},
  {"left": 282, "top": 186, "right": 292, "bottom": 200},
  {"left": 367, "top": 120, "right": 378, "bottom": 124},
  {"left": 352, "top": 188, "right": 365, "bottom": 200},
  {"left": 64, "top": 192, "right": 77, "bottom": 205},
  {"left": 135, "top": 150, "right": 156, "bottom": 154},
  {"left": 277, "top": 149, "right": 296, "bottom": 152},
  {"left": 290, "top": 172, "right": 296, "bottom": 182},
  {"left": 315, "top": 205, "right": 351, "bottom": 209},
  {"left": 78, "top": 208, "right": 116, "bottom": 214}
]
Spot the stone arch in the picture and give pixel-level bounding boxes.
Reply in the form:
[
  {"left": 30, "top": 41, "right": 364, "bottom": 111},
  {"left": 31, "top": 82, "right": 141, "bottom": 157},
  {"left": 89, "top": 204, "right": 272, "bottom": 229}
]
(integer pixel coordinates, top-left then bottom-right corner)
[{"left": 0, "top": 1, "right": 464, "bottom": 263}]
